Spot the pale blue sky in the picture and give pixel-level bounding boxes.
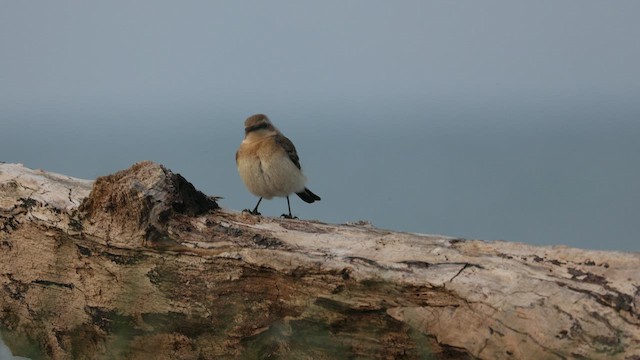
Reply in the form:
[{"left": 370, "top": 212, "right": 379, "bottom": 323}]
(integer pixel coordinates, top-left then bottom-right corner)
[{"left": 1, "top": 1, "right": 639, "bottom": 251}]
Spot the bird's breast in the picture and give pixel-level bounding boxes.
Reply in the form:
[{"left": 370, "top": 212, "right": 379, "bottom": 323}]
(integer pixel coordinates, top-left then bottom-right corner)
[{"left": 236, "top": 138, "right": 306, "bottom": 198}]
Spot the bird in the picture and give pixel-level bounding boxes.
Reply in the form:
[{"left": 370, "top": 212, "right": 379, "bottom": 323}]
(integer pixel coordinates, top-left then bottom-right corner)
[{"left": 236, "top": 114, "right": 321, "bottom": 218}]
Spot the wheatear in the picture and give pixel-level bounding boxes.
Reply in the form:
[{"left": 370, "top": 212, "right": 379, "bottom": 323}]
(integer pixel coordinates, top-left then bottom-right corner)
[{"left": 236, "top": 114, "right": 321, "bottom": 218}]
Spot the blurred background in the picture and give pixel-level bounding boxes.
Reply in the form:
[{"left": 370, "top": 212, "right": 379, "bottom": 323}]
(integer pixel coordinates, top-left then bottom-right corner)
[{"left": 1, "top": 1, "right": 639, "bottom": 251}]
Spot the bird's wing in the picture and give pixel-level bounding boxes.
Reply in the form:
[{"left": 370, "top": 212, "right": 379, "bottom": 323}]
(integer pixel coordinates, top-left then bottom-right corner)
[{"left": 274, "top": 134, "right": 301, "bottom": 169}]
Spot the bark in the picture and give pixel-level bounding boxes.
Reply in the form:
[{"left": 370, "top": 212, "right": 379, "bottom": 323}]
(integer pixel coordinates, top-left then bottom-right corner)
[{"left": 0, "top": 161, "right": 638, "bottom": 360}]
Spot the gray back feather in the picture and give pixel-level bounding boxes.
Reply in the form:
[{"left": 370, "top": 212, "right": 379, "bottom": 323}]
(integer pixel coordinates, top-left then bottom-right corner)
[{"left": 274, "top": 134, "right": 301, "bottom": 169}]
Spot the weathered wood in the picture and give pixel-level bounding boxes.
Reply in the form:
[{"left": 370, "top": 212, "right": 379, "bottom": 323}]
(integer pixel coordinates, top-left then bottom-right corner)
[{"left": 0, "top": 162, "right": 638, "bottom": 359}]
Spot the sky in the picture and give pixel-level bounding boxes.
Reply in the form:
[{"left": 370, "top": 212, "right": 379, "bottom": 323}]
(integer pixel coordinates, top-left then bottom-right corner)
[{"left": 1, "top": 1, "right": 639, "bottom": 252}]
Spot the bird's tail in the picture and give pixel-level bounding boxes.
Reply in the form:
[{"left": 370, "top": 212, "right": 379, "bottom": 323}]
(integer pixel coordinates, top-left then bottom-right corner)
[{"left": 296, "top": 188, "right": 321, "bottom": 203}]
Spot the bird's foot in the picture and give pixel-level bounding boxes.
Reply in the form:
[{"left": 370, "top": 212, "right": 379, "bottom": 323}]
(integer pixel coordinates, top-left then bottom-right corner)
[
  {"left": 280, "top": 213, "right": 298, "bottom": 219},
  {"left": 243, "top": 209, "right": 261, "bottom": 216}
]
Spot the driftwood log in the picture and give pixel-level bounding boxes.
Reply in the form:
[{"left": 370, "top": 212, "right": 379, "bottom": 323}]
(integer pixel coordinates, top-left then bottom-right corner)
[{"left": 0, "top": 161, "right": 638, "bottom": 359}]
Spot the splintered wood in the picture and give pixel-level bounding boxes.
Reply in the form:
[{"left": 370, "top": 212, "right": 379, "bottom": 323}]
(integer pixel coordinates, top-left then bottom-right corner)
[{"left": 1, "top": 162, "right": 638, "bottom": 359}]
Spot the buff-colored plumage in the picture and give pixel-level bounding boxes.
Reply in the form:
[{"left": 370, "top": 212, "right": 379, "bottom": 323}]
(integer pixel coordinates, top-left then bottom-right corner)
[{"left": 236, "top": 114, "right": 320, "bottom": 217}]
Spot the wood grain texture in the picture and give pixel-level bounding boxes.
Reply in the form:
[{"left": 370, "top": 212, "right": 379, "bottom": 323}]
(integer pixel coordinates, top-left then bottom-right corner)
[{"left": 1, "top": 162, "right": 638, "bottom": 359}]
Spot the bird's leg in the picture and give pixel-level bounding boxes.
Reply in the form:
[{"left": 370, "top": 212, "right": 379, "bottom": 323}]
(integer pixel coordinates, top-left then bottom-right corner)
[
  {"left": 243, "top": 197, "right": 262, "bottom": 215},
  {"left": 281, "top": 196, "right": 298, "bottom": 219},
  {"left": 252, "top": 197, "right": 262, "bottom": 215}
]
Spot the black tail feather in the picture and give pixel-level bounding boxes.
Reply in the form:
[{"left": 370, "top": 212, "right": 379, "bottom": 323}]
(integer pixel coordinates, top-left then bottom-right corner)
[{"left": 296, "top": 188, "right": 321, "bottom": 203}]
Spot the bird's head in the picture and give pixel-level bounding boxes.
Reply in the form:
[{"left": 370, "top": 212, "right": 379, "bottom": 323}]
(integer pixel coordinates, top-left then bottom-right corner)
[{"left": 244, "top": 114, "right": 276, "bottom": 135}]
